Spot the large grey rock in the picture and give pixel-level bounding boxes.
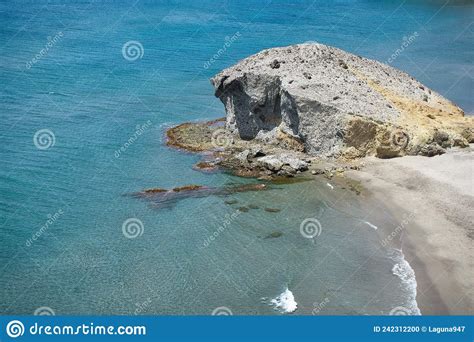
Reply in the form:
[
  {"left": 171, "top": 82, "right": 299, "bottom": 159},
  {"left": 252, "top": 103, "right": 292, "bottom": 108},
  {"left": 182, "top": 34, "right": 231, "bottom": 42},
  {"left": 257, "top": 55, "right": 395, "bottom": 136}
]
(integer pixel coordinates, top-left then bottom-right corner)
[
  {"left": 278, "top": 154, "right": 308, "bottom": 170},
  {"left": 211, "top": 43, "right": 471, "bottom": 158},
  {"left": 257, "top": 155, "right": 284, "bottom": 171},
  {"left": 257, "top": 154, "right": 308, "bottom": 172}
]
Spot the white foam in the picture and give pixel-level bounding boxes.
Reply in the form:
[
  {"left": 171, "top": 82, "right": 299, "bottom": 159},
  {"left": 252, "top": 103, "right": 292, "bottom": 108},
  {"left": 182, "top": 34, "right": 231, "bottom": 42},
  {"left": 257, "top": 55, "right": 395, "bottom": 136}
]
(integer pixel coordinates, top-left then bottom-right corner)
[
  {"left": 364, "top": 221, "right": 378, "bottom": 230},
  {"left": 159, "top": 122, "right": 174, "bottom": 129},
  {"left": 270, "top": 288, "right": 298, "bottom": 313},
  {"left": 326, "top": 183, "right": 334, "bottom": 189},
  {"left": 390, "top": 249, "right": 421, "bottom": 315}
]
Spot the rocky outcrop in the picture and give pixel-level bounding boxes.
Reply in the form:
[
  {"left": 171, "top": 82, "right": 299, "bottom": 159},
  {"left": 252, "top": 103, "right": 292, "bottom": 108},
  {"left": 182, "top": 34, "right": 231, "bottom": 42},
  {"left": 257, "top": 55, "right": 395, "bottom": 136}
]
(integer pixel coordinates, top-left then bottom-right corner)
[
  {"left": 211, "top": 43, "right": 473, "bottom": 158},
  {"left": 166, "top": 119, "right": 313, "bottom": 177},
  {"left": 133, "top": 183, "right": 268, "bottom": 209}
]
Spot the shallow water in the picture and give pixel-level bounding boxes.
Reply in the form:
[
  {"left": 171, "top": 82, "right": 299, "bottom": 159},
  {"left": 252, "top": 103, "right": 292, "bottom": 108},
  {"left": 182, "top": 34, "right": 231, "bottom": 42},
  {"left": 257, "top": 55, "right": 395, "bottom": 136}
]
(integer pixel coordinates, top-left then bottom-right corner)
[{"left": 1, "top": 0, "right": 472, "bottom": 315}]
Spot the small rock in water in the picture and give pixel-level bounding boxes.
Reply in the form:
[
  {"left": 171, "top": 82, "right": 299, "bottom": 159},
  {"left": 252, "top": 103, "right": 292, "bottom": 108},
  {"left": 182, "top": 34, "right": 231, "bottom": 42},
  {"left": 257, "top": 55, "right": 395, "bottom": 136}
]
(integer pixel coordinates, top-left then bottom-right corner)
[
  {"left": 224, "top": 199, "right": 238, "bottom": 205},
  {"left": 265, "top": 208, "right": 281, "bottom": 213},
  {"left": 238, "top": 206, "right": 249, "bottom": 212},
  {"left": 143, "top": 188, "right": 167, "bottom": 194},
  {"left": 172, "top": 185, "right": 204, "bottom": 192},
  {"left": 349, "top": 184, "right": 362, "bottom": 195},
  {"left": 264, "top": 231, "right": 283, "bottom": 239},
  {"left": 193, "top": 161, "right": 217, "bottom": 172}
]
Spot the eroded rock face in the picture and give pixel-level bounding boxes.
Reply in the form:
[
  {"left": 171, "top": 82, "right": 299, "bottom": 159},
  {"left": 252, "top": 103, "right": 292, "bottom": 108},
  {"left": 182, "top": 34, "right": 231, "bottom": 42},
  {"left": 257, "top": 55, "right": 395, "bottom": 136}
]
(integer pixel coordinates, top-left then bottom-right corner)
[{"left": 211, "top": 43, "right": 473, "bottom": 158}]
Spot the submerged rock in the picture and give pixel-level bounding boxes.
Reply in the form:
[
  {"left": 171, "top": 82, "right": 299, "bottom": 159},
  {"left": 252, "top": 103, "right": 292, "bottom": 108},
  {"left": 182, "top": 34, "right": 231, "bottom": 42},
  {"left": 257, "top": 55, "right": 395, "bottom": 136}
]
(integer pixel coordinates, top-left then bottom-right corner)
[
  {"left": 143, "top": 188, "right": 167, "bottom": 194},
  {"left": 193, "top": 161, "right": 219, "bottom": 173},
  {"left": 172, "top": 185, "right": 205, "bottom": 192},
  {"left": 264, "top": 231, "right": 283, "bottom": 239},
  {"left": 211, "top": 43, "right": 473, "bottom": 159},
  {"left": 133, "top": 183, "right": 268, "bottom": 210}
]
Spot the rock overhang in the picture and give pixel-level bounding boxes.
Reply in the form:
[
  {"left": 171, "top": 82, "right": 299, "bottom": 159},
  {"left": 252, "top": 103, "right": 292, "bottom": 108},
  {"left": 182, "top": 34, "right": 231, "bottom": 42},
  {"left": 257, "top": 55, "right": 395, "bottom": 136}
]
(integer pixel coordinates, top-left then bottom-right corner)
[{"left": 211, "top": 43, "right": 471, "bottom": 158}]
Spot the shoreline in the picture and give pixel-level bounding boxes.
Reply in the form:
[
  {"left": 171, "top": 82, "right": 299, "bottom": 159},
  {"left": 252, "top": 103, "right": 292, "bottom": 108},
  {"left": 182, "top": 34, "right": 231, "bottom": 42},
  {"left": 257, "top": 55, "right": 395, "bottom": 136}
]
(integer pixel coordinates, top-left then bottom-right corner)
[
  {"left": 164, "top": 120, "right": 472, "bottom": 315},
  {"left": 346, "top": 146, "right": 473, "bottom": 315}
]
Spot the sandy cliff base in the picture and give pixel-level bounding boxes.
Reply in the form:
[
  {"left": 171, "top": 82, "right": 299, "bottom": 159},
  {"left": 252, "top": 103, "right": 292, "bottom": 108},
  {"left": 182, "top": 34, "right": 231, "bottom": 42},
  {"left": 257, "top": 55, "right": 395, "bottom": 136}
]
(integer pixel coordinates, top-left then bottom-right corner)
[{"left": 347, "top": 146, "right": 474, "bottom": 315}]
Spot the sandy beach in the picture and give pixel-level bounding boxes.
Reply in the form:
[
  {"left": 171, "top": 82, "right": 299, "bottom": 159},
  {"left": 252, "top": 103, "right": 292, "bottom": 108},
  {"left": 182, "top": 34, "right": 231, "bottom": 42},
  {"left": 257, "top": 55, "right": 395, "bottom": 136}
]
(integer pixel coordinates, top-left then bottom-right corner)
[{"left": 347, "top": 146, "right": 474, "bottom": 315}]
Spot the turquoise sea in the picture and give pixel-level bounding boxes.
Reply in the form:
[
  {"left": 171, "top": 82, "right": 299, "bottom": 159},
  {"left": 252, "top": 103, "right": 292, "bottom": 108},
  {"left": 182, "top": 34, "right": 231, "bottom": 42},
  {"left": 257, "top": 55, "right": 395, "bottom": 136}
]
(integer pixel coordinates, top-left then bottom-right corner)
[{"left": 1, "top": 0, "right": 472, "bottom": 315}]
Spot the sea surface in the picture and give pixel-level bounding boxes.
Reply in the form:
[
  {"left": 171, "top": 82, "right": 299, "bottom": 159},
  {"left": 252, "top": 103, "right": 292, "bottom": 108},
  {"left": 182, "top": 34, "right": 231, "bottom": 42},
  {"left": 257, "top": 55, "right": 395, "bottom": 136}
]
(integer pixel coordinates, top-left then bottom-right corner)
[{"left": 1, "top": 0, "right": 472, "bottom": 315}]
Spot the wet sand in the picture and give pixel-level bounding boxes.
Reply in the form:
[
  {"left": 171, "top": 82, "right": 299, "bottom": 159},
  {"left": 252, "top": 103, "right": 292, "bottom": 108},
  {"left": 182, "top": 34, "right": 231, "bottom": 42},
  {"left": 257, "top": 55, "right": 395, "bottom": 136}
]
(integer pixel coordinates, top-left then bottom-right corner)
[{"left": 346, "top": 146, "right": 474, "bottom": 315}]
